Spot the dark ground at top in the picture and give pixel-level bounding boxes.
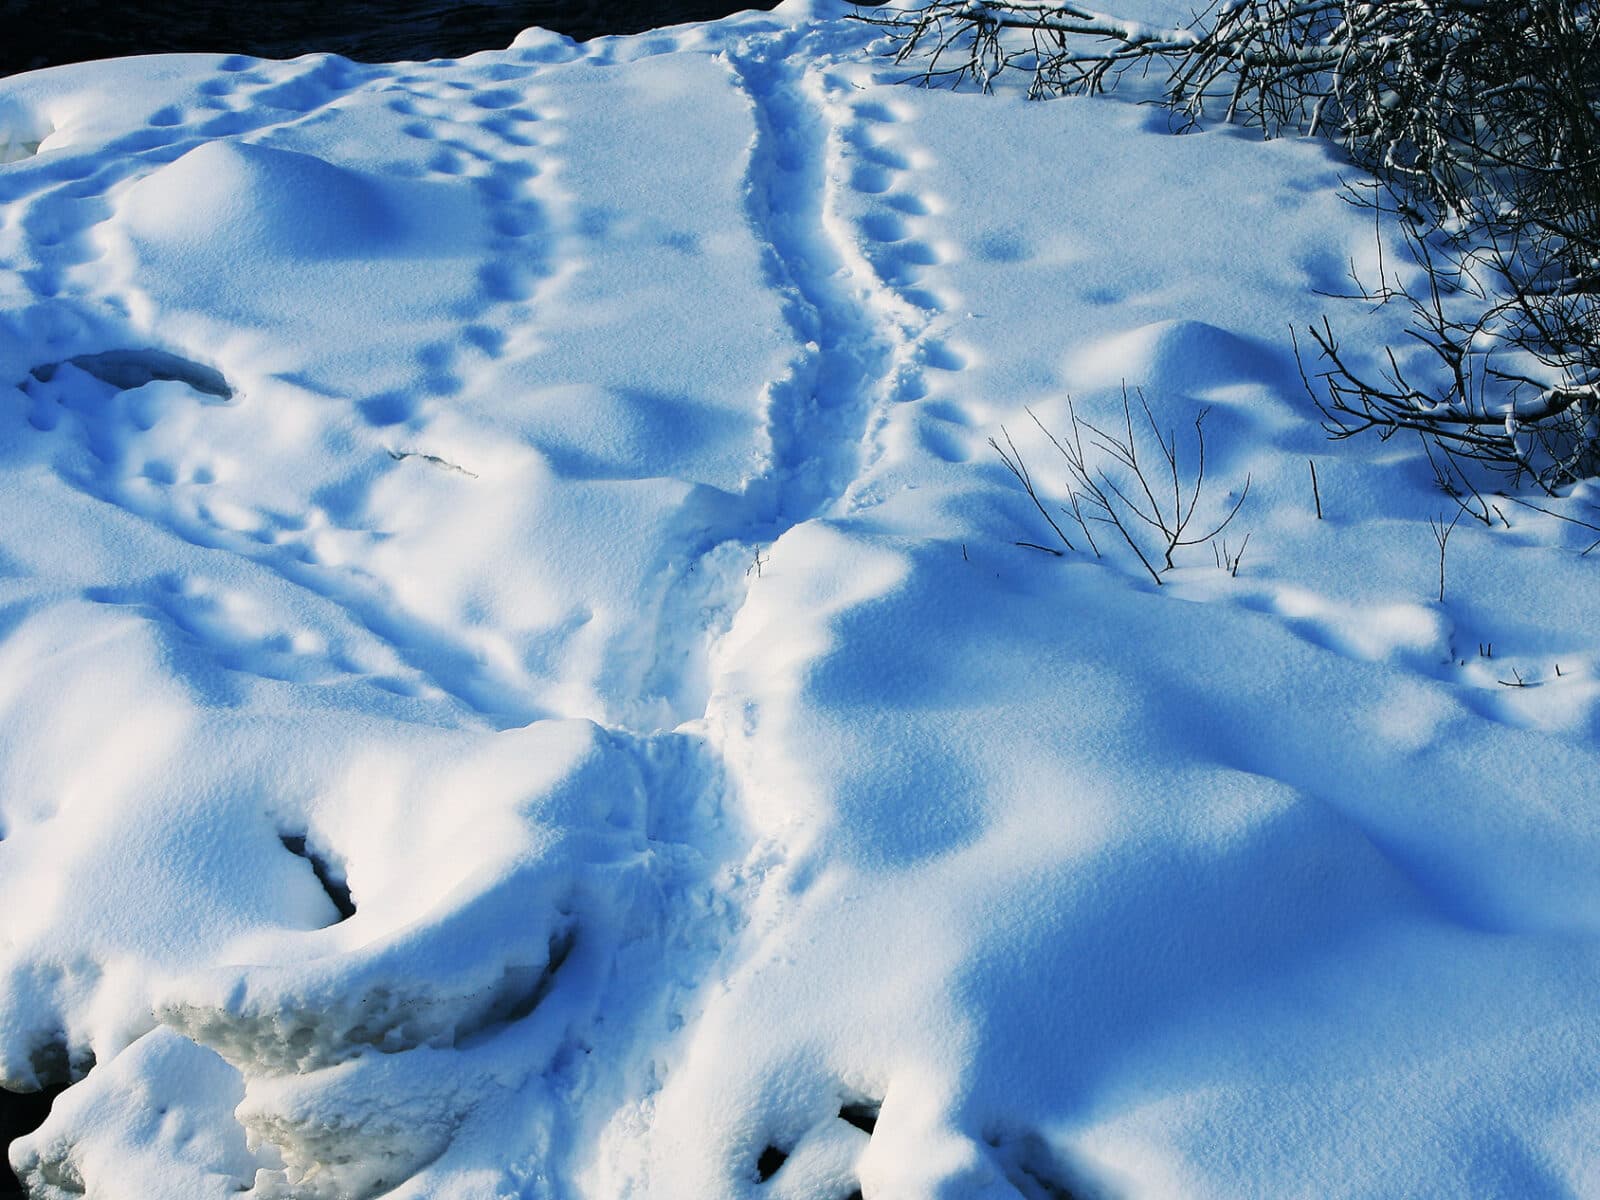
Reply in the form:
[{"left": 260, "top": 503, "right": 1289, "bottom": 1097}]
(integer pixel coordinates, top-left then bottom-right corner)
[{"left": 0, "top": 0, "right": 794, "bottom": 77}]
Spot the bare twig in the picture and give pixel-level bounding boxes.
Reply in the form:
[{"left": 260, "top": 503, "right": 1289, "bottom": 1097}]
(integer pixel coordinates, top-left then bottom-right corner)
[
  {"left": 1213, "top": 530, "right": 1252, "bottom": 576},
  {"left": 991, "top": 427, "right": 1076, "bottom": 552},
  {"left": 387, "top": 449, "right": 479, "bottom": 478},
  {"left": 991, "top": 391, "right": 1251, "bottom": 585},
  {"left": 867, "top": 0, "right": 1600, "bottom": 493},
  {"left": 1428, "top": 509, "right": 1464, "bottom": 603}
]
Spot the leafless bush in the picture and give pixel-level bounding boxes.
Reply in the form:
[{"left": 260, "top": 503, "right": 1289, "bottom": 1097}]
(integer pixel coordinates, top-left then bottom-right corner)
[
  {"left": 991, "top": 389, "right": 1250, "bottom": 584},
  {"left": 1301, "top": 171, "right": 1600, "bottom": 494},
  {"left": 860, "top": 0, "right": 1600, "bottom": 491}
]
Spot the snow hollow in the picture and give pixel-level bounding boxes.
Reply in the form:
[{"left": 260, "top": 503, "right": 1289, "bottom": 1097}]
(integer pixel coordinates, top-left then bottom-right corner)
[{"left": 1, "top": 2, "right": 1598, "bottom": 1198}]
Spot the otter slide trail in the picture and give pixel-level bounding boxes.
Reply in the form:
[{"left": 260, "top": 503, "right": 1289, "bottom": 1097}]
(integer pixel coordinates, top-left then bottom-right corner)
[{"left": 1, "top": 2, "right": 1599, "bottom": 1198}]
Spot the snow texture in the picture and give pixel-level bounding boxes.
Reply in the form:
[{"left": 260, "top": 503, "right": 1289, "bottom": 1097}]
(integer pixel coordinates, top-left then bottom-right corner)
[{"left": 1, "top": 2, "right": 1598, "bottom": 1197}]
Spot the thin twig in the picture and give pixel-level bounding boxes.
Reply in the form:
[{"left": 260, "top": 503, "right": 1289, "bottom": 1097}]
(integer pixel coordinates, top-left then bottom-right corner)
[{"left": 1429, "top": 509, "right": 1464, "bottom": 603}]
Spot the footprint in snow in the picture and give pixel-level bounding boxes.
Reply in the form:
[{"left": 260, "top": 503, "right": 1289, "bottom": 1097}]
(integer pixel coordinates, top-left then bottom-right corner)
[{"left": 839, "top": 103, "right": 951, "bottom": 316}]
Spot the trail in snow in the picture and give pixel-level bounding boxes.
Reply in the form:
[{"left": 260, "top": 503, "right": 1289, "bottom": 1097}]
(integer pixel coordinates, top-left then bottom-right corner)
[
  {"left": 729, "top": 35, "right": 896, "bottom": 525},
  {"left": 609, "top": 31, "right": 927, "bottom": 730},
  {"left": 0, "top": 56, "right": 375, "bottom": 309},
  {"left": 376, "top": 66, "right": 574, "bottom": 383},
  {"left": 621, "top": 30, "right": 961, "bottom": 715},
  {"left": 723, "top": 31, "right": 978, "bottom": 524}
]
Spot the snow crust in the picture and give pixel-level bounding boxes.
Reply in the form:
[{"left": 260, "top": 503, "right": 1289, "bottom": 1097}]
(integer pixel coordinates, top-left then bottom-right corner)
[{"left": 1, "top": 1, "right": 1598, "bottom": 1196}]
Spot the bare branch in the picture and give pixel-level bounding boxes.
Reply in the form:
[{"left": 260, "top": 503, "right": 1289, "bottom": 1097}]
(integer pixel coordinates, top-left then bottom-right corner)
[
  {"left": 868, "top": 0, "right": 1600, "bottom": 492},
  {"left": 991, "top": 394, "right": 1252, "bottom": 583}
]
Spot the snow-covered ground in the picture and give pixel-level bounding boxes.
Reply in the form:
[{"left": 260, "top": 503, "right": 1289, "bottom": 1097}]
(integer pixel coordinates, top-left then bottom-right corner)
[{"left": 1, "top": 3, "right": 1598, "bottom": 1197}]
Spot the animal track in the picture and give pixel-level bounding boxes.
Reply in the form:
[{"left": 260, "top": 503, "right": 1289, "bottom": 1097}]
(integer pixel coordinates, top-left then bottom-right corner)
[
  {"left": 859, "top": 212, "right": 907, "bottom": 243},
  {"left": 849, "top": 163, "right": 892, "bottom": 194},
  {"left": 24, "top": 358, "right": 538, "bottom": 722},
  {"left": 0, "top": 55, "right": 384, "bottom": 311},
  {"left": 918, "top": 417, "right": 970, "bottom": 464},
  {"left": 837, "top": 96, "right": 948, "bottom": 317},
  {"left": 84, "top": 574, "right": 367, "bottom": 692},
  {"left": 974, "top": 228, "right": 1030, "bottom": 263},
  {"left": 469, "top": 88, "right": 523, "bottom": 110},
  {"left": 358, "top": 390, "right": 419, "bottom": 427},
  {"left": 882, "top": 192, "right": 931, "bottom": 216},
  {"left": 919, "top": 340, "right": 967, "bottom": 372},
  {"left": 382, "top": 73, "right": 561, "bottom": 351},
  {"left": 850, "top": 99, "right": 907, "bottom": 125}
]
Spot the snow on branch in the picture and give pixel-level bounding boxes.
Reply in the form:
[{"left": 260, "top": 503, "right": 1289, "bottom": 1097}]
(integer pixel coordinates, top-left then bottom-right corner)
[{"left": 861, "top": 0, "right": 1600, "bottom": 490}]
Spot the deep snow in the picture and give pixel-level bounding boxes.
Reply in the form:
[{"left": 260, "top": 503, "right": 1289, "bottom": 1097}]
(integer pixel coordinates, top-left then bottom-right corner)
[{"left": 1, "top": 3, "right": 1598, "bottom": 1198}]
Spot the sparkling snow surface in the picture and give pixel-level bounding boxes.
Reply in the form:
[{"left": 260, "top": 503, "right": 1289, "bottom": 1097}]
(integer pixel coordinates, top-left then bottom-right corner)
[{"left": 2, "top": 3, "right": 1599, "bottom": 1198}]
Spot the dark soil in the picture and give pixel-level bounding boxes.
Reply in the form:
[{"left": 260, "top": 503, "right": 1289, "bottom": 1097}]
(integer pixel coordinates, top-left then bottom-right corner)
[
  {"left": 1, "top": 0, "right": 789, "bottom": 77},
  {"left": 0, "top": 1083, "right": 64, "bottom": 1196}
]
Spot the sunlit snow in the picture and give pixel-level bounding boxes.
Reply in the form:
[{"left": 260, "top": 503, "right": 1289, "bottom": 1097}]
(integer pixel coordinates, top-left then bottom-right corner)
[{"left": 1, "top": 3, "right": 1598, "bottom": 1198}]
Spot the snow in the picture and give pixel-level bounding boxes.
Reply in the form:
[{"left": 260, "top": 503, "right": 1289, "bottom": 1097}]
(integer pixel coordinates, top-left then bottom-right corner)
[{"left": 1, "top": 1, "right": 1598, "bottom": 1197}]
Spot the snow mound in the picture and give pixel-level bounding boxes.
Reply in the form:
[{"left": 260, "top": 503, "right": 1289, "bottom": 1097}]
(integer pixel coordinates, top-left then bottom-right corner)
[
  {"left": 117, "top": 140, "right": 411, "bottom": 260},
  {"left": 13, "top": 1029, "right": 253, "bottom": 1200},
  {"left": 0, "top": 96, "right": 49, "bottom": 162},
  {"left": 1065, "top": 317, "right": 1286, "bottom": 397}
]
